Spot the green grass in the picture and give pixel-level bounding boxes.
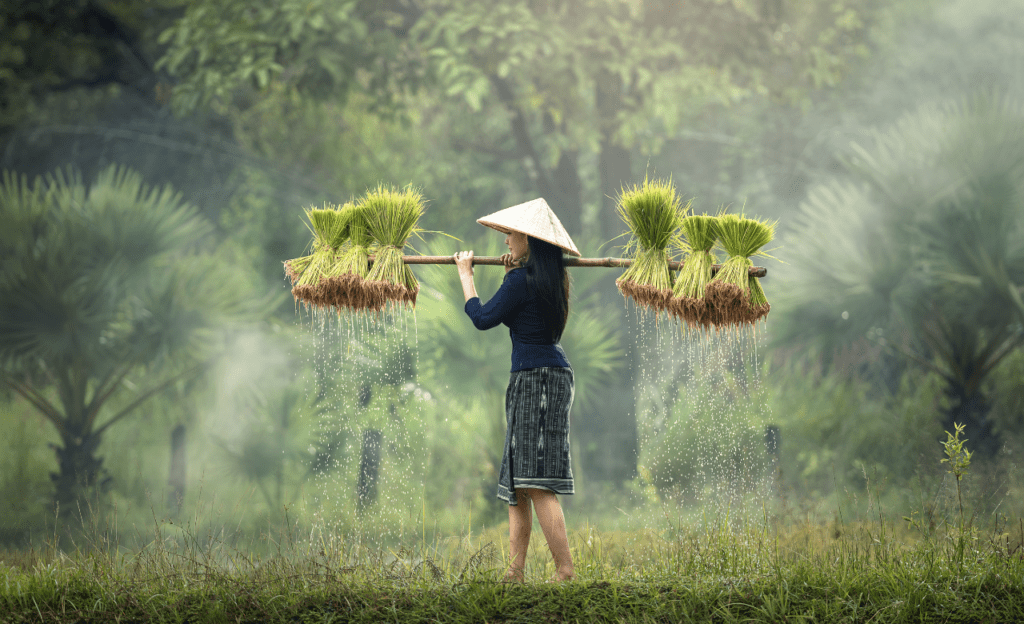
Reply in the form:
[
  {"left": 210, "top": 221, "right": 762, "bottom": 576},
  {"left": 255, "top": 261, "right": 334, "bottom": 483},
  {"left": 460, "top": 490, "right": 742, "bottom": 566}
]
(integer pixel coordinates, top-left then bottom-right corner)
[{"left": 3, "top": 515, "right": 1023, "bottom": 623}]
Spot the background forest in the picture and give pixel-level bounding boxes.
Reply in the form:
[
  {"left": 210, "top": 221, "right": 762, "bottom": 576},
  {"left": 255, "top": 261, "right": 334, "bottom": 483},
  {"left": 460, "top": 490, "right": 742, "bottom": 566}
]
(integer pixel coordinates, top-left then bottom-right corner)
[{"left": 2, "top": 0, "right": 1024, "bottom": 547}]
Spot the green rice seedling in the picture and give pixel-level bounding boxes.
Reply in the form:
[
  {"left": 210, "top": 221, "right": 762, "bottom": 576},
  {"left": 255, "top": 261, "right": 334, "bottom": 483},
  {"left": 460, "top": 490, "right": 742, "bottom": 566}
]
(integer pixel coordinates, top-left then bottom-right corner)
[
  {"left": 362, "top": 184, "right": 426, "bottom": 310},
  {"left": 285, "top": 204, "right": 352, "bottom": 290},
  {"left": 316, "top": 201, "right": 365, "bottom": 310},
  {"left": 331, "top": 200, "right": 378, "bottom": 312},
  {"left": 670, "top": 213, "right": 720, "bottom": 328},
  {"left": 704, "top": 213, "right": 775, "bottom": 327},
  {"left": 290, "top": 203, "right": 351, "bottom": 309},
  {"left": 615, "top": 176, "right": 688, "bottom": 314},
  {"left": 283, "top": 254, "right": 312, "bottom": 285}
]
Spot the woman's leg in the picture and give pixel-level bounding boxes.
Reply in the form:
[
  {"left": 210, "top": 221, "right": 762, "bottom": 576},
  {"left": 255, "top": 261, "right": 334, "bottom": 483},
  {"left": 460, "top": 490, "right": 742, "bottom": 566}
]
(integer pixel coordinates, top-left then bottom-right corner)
[
  {"left": 524, "top": 488, "right": 575, "bottom": 580},
  {"left": 506, "top": 490, "right": 532, "bottom": 581}
]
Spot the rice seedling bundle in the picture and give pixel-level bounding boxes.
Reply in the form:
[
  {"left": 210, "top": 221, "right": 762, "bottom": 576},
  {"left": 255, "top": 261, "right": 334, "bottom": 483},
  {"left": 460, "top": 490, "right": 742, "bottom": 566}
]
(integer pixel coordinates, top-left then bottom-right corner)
[
  {"left": 312, "top": 202, "right": 363, "bottom": 310},
  {"left": 362, "top": 184, "right": 425, "bottom": 310},
  {"left": 704, "top": 214, "right": 775, "bottom": 326},
  {"left": 615, "top": 177, "right": 688, "bottom": 314},
  {"left": 290, "top": 204, "right": 351, "bottom": 309},
  {"left": 283, "top": 254, "right": 312, "bottom": 285},
  {"left": 670, "top": 214, "right": 719, "bottom": 327},
  {"left": 330, "top": 200, "right": 378, "bottom": 312}
]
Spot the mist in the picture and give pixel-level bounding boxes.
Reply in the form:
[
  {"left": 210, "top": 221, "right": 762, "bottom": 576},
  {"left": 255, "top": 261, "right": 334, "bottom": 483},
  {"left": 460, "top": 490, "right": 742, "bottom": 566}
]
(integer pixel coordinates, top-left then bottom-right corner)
[{"left": 2, "top": 0, "right": 1023, "bottom": 578}]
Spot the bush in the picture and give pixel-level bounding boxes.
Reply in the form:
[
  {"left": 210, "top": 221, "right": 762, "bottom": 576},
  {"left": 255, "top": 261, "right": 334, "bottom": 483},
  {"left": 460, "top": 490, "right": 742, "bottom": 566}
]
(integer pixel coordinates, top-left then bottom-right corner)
[{"left": 640, "top": 358, "right": 774, "bottom": 509}]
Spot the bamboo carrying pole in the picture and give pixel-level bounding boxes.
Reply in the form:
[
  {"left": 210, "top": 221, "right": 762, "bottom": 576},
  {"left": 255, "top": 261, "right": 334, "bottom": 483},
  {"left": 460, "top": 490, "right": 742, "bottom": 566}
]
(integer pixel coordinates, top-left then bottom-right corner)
[{"left": 367, "top": 255, "right": 768, "bottom": 277}]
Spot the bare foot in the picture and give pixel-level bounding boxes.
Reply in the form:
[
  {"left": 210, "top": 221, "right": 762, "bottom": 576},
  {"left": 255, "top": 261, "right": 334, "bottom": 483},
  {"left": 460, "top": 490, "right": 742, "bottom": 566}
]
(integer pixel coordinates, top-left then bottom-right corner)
[
  {"left": 546, "top": 568, "right": 576, "bottom": 583},
  {"left": 502, "top": 567, "right": 525, "bottom": 583}
]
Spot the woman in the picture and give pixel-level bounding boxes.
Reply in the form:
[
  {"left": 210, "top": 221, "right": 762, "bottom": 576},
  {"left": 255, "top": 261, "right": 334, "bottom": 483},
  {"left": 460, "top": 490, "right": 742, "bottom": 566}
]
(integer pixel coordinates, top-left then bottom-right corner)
[{"left": 453, "top": 197, "right": 580, "bottom": 583}]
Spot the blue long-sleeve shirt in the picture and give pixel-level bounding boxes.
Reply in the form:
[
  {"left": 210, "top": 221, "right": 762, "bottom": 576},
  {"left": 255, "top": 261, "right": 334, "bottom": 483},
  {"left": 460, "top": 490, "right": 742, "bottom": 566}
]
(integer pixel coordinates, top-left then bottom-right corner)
[{"left": 464, "top": 268, "right": 571, "bottom": 372}]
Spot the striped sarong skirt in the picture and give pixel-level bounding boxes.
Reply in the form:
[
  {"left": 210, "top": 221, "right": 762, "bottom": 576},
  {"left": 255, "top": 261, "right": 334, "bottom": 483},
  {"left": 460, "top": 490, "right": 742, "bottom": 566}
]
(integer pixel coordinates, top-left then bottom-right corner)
[{"left": 497, "top": 366, "right": 575, "bottom": 506}]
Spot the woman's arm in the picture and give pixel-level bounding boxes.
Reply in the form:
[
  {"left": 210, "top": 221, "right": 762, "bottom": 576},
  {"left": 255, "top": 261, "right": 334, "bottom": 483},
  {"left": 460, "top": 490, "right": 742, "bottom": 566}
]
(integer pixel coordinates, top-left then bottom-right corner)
[
  {"left": 460, "top": 258, "right": 528, "bottom": 330},
  {"left": 454, "top": 250, "right": 478, "bottom": 302}
]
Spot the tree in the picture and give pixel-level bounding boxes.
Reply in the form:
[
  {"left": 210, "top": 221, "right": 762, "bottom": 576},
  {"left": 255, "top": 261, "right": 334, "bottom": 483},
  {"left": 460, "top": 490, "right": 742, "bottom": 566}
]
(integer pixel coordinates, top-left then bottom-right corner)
[
  {"left": 776, "top": 96, "right": 1024, "bottom": 458},
  {"left": 159, "top": 0, "right": 897, "bottom": 240},
  {"left": 0, "top": 0, "right": 185, "bottom": 131},
  {"left": 418, "top": 0, "right": 900, "bottom": 239},
  {"left": 0, "top": 165, "right": 263, "bottom": 514}
]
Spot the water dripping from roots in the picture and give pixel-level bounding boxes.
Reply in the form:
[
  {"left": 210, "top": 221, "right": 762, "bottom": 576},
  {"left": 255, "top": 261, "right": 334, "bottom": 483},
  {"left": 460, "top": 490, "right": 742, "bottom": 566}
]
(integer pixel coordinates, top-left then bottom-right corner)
[
  {"left": 632, "top": 313, "right": 774, "bottom": 536},
  {"left": 299, "top": 306, "right": 429, "bottom": 563}
]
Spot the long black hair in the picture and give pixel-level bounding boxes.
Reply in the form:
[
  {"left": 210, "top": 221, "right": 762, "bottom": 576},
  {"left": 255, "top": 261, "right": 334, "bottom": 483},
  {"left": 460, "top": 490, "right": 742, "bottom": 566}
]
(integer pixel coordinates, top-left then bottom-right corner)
[{"left": 522, "top": 236, "right": 570, "bottom": 343}]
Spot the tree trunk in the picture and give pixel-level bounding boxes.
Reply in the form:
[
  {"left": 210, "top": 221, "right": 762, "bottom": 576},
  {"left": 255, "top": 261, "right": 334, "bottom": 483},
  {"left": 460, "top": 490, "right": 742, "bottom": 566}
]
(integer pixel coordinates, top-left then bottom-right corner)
[
  {"left": 168, "top": 424, "right": 186, "bottom": 514},
  {"left": 50, "top": 430, "right": 108, "bottom": 517},
  {"left": 944, "top": 383, "right": 1000, "bottom": 459},
  {"left": 356, "top": 428, "right": 382, "bottom": 513},
  {"left": 491, "top": 75, "right": 586, "bottom": 236},
  {"left": 595, "top": 69, "right": 633, "bottom": 243},
  {"left": 598, "top": 142, "right": 632, "bottom": 243},
  {"left": 551, "top": 148, "right": 584, "bottom": 236},
  {"left": 591, "top": 70, "right": 640, "bottom": 485}
]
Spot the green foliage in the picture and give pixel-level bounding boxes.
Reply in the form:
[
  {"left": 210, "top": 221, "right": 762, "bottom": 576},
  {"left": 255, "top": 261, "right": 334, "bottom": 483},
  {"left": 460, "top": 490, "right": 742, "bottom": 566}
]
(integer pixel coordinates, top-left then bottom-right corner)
[
  {"left": 779, "top": 96, "right": 1024, "bottom": 357},
  {"left": 0, "top": 165, "right": 266, "bottom": 512},
  {"left": 213, "top": 375, "right": 326, "bottom": 516},
  {"left": 224, "top": 88, "right": 520, "bottom": 239},
  {"left": 0, "top": 0, "right": 179, "bottom": 129},
  {"left": 1, "top": 166, "right": 215, "bottom": 372},
  {"left": 776, "top": 95, "right": 1024, "bottom": 455},
  {"left": 0, "top": 400, "right": 58, "bottom": 542},
  {"left": 940, "top": 423, "right": 973, "bottom": 484},
  {"left": 159, "top": 0, "right": 899, "bottom": 243},
  {"left": 414, "top": 0, "right": 885, "bottom": 148},
  {"left": 987, "top": 348, "right": 1024, "bottom": 443},
  {"left": 157, "top": 0, "right": 412, "bottom": 114},
  {"left": 767, "top": 361, "right": 946, "bottom": 503},
  {"left": 940, "top": 422, "right": 972, "bottom": 541},
  {"left": 640, "top": 366, "right": 771, "bottom": 503}
]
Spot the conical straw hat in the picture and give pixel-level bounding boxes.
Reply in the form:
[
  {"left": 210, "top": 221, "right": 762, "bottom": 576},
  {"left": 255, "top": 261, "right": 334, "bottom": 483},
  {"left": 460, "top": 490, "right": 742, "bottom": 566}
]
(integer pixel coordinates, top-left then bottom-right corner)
[{"left": 476, "top": 198, "right": 581, "bottom": 257}]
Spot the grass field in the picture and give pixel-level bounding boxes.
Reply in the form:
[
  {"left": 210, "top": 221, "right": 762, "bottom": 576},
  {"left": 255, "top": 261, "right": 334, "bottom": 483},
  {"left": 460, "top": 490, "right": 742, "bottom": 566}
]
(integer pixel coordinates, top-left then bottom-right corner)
[{"left": 3, "top": 507, "right": 1023, "bottom": 623}]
